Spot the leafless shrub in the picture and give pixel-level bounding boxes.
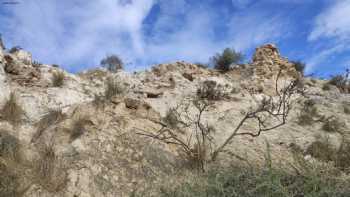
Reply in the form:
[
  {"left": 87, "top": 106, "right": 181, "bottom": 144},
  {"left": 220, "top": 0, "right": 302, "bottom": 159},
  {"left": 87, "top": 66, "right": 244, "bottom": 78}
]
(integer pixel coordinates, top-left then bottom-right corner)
[
  {"left": 52, "top": 71, "right": 65, "bottom": 87},
  {"left": 31, "top": 109, "right": 65, "bottom": 143},
  {"left": 1, "top": 92, "right": 25, "bottom": 126},
  {"left": 31, "top": 143, "right": 68, "bottom": 193},
  {"left": 327, "top": 69, "right": 350, "bottom": 93},
  {"left": 137, "top": 70, "right": 300, "bottom": 171},
  {"left": 196, "top": 80, "right": 228, "bottom": 101}
]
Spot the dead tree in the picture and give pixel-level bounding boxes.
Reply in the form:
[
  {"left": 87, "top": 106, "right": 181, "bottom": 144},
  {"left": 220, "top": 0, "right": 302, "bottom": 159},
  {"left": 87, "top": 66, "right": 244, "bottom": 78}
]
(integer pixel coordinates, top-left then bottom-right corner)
[{"left": 136, "top": 70, "right": 301, "bottom": 171}]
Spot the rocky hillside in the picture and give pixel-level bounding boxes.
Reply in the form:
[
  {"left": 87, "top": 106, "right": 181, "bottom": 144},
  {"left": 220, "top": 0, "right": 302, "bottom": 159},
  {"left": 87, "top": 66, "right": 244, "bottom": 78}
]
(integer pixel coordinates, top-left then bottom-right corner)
[{"left": 0, "top": 44, "right": 349, "bottom": 196}]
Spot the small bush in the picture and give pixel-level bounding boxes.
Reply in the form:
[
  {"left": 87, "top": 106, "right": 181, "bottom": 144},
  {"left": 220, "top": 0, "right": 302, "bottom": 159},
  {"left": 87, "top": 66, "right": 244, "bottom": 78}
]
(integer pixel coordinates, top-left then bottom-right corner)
[
  {"left": 328, "top": 70, "right": 350, "bottom": 93},
  {"left": 195, "top": 62, "right": 209, "bottom": 69},
  {"left": 8, "top": 46, "right": 22, "bottom": 54},
  {"left": 212, "top": 48, "right": 243, "bottom": 72},
  {"left": 322, "top": 118, "right": 342, "bottom": 133},
  {"left": 52, "top": 71, "right": 65, "bottom": 87},
  {"left": 100, "top": 54, "right": 123, "bottom": 72},
  {"left": 306, "top": 138, "right": 350, "bottom": 172},
  {"left": 104, "top": 77, "right": 125, "bottom": 100},
  {"left": 291, "top": 60, "right": 306, "bottom": 75},
  {"left": 197, "top": 80, "right": 226, "bottom": 101},
  {"left": 297, "top": 99, "right": 319, "bottom": 125},
  {"left": 68, "top": 116, "right": 91, "bottom": 141},
  {"left": 92, "top": 94, "right": 105, "bottom": 110},
  {"left": 0, "top": 131, "right": 20, "bottom": 161},
  {"left": 164, "top": 108, "right": 181, "bottom": 129},
  {"left": 1, "top": 93, "right": 24, "bottom": 126},
  {"left": 322, "top": 83, "right": 332, "bottom": 91}
]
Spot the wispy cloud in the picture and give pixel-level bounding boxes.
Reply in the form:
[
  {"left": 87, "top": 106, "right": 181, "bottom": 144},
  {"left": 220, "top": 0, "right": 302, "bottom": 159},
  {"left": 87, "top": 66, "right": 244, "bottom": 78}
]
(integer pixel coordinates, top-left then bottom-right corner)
[
  {"left": 307, "top": 0, "right": 350, "bottom": 73},
  {"left": 0, "top": 0, "right": 293, "bottom": 72}
]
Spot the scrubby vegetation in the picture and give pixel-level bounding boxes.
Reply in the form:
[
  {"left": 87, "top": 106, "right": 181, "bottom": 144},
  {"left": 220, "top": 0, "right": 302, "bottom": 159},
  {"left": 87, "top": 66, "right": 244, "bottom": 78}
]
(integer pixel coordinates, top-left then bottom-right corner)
[
  {"left": 212, "top": 48, "right": 243, "bottom": 72},
  {"left": 8, "top": 46, "right": 22, "bottom": 54},
  {"left": 32, "top": 143, "right": 68, "bottom": 193},
  {"left": 291, "top": 60, "right": 306, "bottom": 75},
  {"left": 52, "top": 71, "right": 65, "bottom": 87},
  {"left": 67, "top": 115, "right": 91, "bottom": 141},
  {"left": 100, "top": 54, "right": 124, "bottom": 72},
  {"left": 327, "top": 69, "right": 350, "bottom": 93},
  {"left": 297, "top": 99, "right": 319, "bottom": 125},
  {"left": 0, "top": 93, "right": 25, "bottom": 126},
  {"left": 138, "top": 146, "right": 350, "bottom": 197},
  {"left": 196, "top": 80, "right": 227, "bottom": 101},
  {"left": 104, "top": 77, "right": 125, "bottom": 100},
  {"left": 322, "top": 117, "right": 343, "bottom": 133}
]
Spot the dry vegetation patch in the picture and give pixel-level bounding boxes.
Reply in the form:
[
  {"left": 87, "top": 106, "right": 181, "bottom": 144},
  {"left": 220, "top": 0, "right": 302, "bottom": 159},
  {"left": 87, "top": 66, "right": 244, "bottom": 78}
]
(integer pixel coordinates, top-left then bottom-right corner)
[{"left": 0, "top": 93, "right": 25, "bottom": 126}]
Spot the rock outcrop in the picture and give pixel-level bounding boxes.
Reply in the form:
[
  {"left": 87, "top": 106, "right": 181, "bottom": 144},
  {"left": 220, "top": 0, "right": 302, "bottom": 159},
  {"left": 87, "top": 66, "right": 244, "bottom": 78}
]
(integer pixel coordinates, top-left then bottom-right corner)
[{"left": 0, "top": 44, "right": 349, "bottom": 197}]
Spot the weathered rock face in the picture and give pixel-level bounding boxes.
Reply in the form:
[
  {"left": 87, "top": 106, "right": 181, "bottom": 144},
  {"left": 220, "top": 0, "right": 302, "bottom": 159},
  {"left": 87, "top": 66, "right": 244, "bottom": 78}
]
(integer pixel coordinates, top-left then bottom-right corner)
[
  {"left": 252, "top": 44, "right": 300, "bottom": 79},
  {"left": 0, "top": 45, "right": 349, "bottom": 197},
  {"left": 0, "top": 50, "right": 10, "bottom": 106}
]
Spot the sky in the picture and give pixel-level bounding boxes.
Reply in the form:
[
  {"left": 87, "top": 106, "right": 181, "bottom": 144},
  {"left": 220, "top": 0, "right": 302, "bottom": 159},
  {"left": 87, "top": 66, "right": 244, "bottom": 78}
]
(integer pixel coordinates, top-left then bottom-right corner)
[{"left": 0, "top": 0, "right": 349, "bottom": 76}]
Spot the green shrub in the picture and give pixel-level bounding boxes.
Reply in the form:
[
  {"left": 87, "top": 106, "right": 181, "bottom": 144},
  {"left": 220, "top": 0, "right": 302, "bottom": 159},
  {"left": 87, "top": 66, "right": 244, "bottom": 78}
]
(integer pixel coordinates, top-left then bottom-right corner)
[
  {"left": 8, "top": 46, "right": 22, "bottom": 54},
  {"left": 212, "top": 48, "right": 243, "bottom": 72},
  {"left": 100, "top": 54, "right": 123, "bottom": 72},
  {"left": 52, "top": 71, "right": 65, "bottom": 87},
  {"left": 155, "top": 163, "right": 350, "bottom": 197},
  {"left": 291, "top": 60, "right": 306, "bottom": 75},
  {"left": 306, "top": 138, "right": 350, "bottom": 172},
  {"left": 1, "top": 93, "right": 24, "bottom": 126}
]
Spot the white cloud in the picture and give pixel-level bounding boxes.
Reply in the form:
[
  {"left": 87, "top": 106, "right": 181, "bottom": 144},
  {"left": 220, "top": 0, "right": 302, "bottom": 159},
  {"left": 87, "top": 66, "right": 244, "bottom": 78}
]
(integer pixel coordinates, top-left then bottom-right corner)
[
  {"left": 309, "top": 0, "right": 350, "bottom": 41},
  {"left": 306, "top": 0, "right": 350, "bottom": 73},
  {"left": 1, "top": 0, "right": 155, "bottom": 71},
  {"left": 0, "top": 0, "right": 291, "bottom": 71}
]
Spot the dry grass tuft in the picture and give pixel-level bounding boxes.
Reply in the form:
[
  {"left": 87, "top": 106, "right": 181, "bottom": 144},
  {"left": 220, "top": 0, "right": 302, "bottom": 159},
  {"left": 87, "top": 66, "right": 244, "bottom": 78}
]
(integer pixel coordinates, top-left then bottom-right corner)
[
  {"left": 104, "top": 77, "right": 125, "bottom": 100},
  {"left": 32, "top": 143, "right": 68, "bottom": 193},
  {"left": 0, "top": 130, "right": 20, "bottom": 161},
  {"left": 52, "top": 71, "right": 65, "bottom": 87},
  {"left": 1, "top": 93, "right": 25, "bottom": 126},
  {"left": 67, "top": 116, "right": 92, "bottom": 141},
  {"left": 31, "top": 109, "right": 65, "bottom": 143}
]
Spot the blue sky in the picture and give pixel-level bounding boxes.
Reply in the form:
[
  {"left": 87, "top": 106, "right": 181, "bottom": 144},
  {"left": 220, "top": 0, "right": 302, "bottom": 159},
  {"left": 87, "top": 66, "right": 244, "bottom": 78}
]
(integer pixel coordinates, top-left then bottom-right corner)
[{"left": 0, "top": 0, "right": 349, "bottom": 76}]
